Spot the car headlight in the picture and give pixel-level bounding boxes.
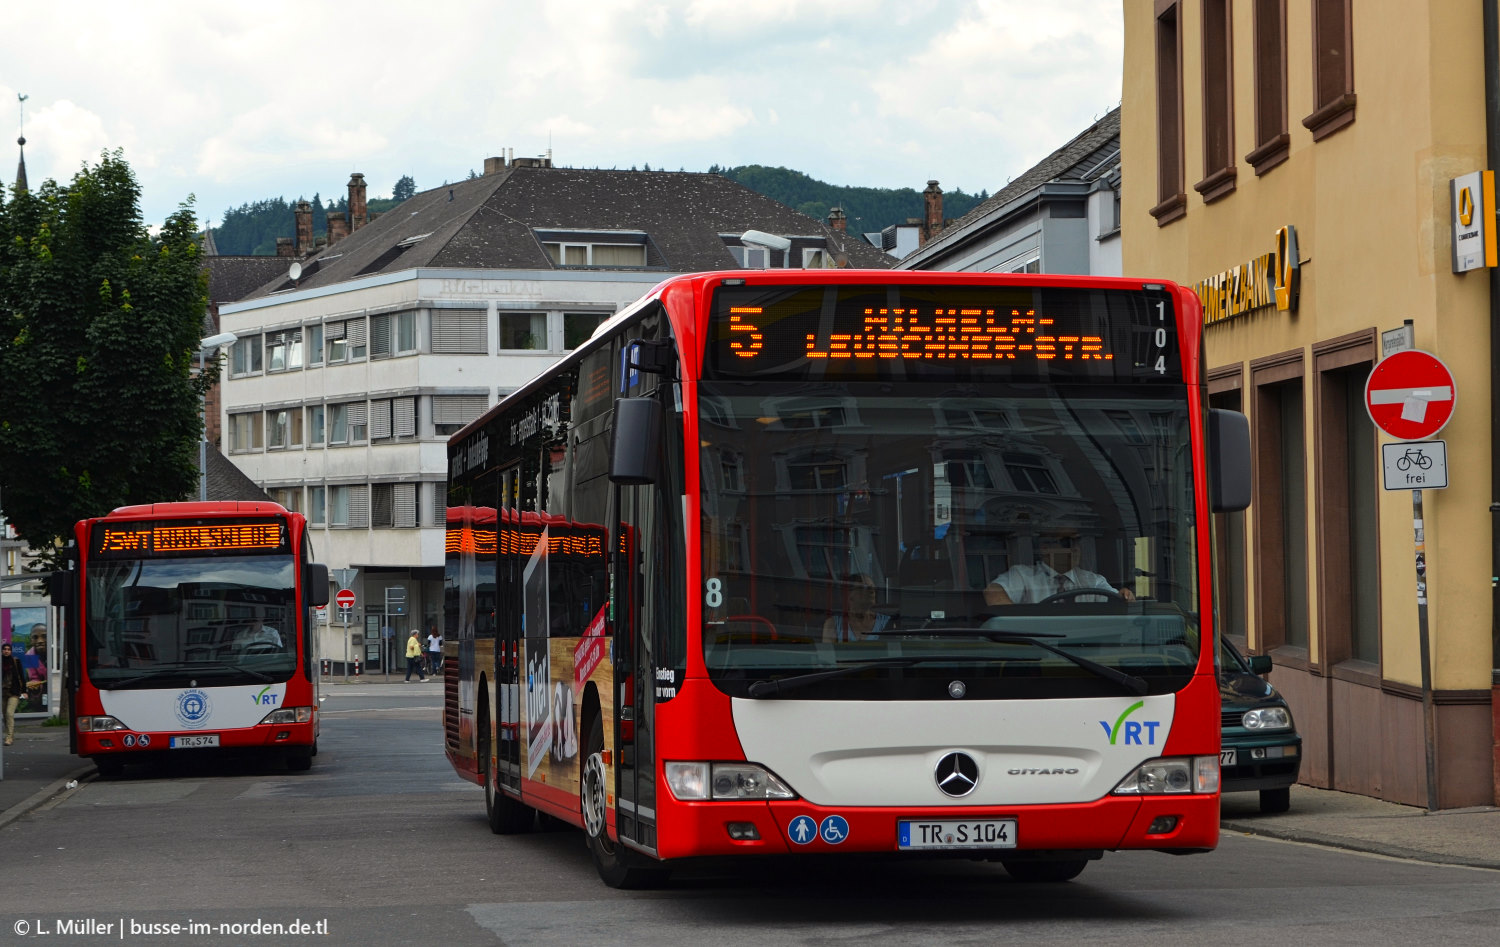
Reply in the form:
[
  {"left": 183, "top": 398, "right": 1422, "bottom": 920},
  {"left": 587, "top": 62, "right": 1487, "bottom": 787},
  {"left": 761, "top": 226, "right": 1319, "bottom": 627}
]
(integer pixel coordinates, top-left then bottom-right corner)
[
  {"left": 1113, "top": 756, "right": 1219, "bottom": 795},
  {"left": 664, "top": 761, "right": 797, "bottom": 801},
  {"left": 1242, "top": 707, "right": 1292, "bottom": 730},
  {"left": 259, "top": 706, "right": 315, "bottom": 725},
  {"left": 76, "top": 715, "right": 127, "bottom": 732}
]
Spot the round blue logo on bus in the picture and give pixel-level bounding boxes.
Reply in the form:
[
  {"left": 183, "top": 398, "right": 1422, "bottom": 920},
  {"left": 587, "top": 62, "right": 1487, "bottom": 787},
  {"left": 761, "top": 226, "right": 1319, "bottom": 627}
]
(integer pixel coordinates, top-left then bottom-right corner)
[
  {"left": 787, "top": 815, "right": 817, "bottom": 845},
  {"left": 819, "top": 815, "right": 850, "bottom": 845},
  {"left": 176, "top": 689, "right": 213, "bottom": 729}
]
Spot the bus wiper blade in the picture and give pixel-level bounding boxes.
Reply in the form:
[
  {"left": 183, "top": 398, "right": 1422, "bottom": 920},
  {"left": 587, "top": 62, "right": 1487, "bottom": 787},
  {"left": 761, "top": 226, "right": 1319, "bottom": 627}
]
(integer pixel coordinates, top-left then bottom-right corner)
[
  {"left": 871, "top": 627, "right": 1148, "bottom": 696},
  {"left": 747, "top": 658, "right": 923, "bottom": 698},
  {"left": 102, "top": 663, "right": 277, "bottom": 689}
]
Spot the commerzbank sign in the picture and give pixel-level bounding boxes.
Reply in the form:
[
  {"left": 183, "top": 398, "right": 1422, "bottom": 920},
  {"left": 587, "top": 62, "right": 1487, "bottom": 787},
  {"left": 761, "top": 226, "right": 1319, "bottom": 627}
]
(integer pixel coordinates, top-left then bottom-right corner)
[{"left": 1192, "top": 225, "right": 1301, "bottom": 326}]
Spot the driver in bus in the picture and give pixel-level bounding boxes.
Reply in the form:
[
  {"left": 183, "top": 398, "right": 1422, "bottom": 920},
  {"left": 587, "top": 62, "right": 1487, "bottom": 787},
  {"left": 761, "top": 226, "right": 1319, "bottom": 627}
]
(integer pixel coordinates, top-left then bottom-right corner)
[{"left": 983, "top": 530, "right": 1135, "bottom": 606}]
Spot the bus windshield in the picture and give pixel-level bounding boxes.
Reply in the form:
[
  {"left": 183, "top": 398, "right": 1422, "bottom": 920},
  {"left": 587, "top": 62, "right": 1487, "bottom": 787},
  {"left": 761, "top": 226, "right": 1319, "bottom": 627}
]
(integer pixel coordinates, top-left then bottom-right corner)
[
  {"left": 698, "top": 382, "right": 1200, "bottom": 700},
  {"left": 85, "top": 555, "right": 298, "bottom": 688}
]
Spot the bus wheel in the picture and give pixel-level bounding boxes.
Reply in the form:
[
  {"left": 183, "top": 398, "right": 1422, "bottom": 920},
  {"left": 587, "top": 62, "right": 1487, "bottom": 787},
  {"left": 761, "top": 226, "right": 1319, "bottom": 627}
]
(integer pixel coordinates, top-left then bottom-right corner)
[
  {"left": 582, "top": 715, "right": 668, "bottom": 889},
  {"left": 286, "top": 751, "right": 313, "bottom": 772},
  {"left": 93, "top": 757, "right": 125, "bottom": 781},
  {"left": 1000, "top": 858, "right": 1089, "bottom": 883},
  {"left": 482, "top": 703, "right": 531, "bottom": 834}
]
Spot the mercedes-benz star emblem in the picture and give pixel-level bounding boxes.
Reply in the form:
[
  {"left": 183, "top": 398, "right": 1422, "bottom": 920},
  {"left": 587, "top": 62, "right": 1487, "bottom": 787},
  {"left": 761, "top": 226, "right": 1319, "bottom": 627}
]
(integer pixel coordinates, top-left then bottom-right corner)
[{"left": 935, "top": 751, "right": 980, "bottom": 797}]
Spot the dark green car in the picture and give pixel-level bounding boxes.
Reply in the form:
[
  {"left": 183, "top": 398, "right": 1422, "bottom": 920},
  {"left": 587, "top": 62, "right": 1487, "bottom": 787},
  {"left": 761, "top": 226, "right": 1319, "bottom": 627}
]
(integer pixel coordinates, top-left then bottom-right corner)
[{"left": 1218, "top": 636, "right": 1302, "bottom": 813}]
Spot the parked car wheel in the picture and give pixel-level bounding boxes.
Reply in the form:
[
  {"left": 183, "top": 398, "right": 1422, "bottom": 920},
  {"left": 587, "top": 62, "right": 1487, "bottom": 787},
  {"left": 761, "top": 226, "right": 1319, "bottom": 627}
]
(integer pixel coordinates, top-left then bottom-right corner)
[{"left": 1259, "top": 787, "right": 1291, "bottom": 814}]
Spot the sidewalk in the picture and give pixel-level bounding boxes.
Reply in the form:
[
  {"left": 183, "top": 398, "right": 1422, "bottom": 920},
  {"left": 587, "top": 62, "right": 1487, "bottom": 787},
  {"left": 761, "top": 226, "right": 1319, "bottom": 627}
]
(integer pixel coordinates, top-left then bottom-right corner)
[{"left": 5, "top": 687, "right": 1500, "bottom": 871}]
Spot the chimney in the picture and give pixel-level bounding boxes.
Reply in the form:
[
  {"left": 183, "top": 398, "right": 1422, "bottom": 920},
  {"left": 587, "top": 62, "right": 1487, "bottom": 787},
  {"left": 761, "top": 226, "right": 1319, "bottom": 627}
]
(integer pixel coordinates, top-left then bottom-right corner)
[
  {"left": 327, "top": 210, "right": 349, "bottom": 245},
  {"left": 276, "top": 236, "right": 294, "bottom": 258},
  {"left": 294, "top": 200, "right": 313, "bottom": 256},
  {"left": 484, "top": 155, "right": 505, "bottom": 175},
  {"left": 828, "top": 207, "right": 847, "bottom": 233},
  {"left": 921, "top": 180, "right": 943, "bottom": 246},
  {"left": 348, "top": 173, "right": 368, "bottom": 231}
]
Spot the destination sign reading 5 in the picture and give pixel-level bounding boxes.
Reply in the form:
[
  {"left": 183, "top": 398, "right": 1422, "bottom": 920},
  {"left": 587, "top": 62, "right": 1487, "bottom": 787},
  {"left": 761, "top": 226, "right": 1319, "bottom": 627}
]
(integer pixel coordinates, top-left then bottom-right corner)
[
  {"left": 706, "top": 283, "right": 1180, "bottom": 382},
  {"left": 94, "top": 521, "right": 289, "bottom": 558}
]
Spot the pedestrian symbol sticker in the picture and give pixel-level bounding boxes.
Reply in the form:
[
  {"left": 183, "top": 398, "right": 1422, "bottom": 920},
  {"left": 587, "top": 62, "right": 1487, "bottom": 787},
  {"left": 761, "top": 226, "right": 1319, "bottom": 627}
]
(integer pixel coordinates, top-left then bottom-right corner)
[
  {"left": 123, "top": 734, "right": 136, "bottom": 748},
  {"left": 788, "top": 815, "right": 817, "bottom": 845},
  {"left": 819, "top": 815, "right": 850, "bottom": 845}
]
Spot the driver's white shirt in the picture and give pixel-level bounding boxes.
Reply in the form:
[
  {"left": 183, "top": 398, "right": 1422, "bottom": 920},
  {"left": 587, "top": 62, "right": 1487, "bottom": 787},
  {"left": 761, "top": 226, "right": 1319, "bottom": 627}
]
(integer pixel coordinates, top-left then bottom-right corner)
[{"left": 990, "top": 562, "right": 1114, "bottom": 604}]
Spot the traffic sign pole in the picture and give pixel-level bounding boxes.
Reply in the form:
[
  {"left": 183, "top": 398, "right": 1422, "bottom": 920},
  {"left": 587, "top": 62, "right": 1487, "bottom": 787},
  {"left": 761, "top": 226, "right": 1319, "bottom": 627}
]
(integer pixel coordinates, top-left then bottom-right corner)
[{"left": 1366, "top": 348, "right": 1454, "bottom": 812}]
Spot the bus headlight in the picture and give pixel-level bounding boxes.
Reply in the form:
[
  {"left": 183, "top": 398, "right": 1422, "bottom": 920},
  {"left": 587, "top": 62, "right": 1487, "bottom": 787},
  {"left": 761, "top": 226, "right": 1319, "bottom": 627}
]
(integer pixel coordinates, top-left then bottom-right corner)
[
  {"left": 665, "top": 761, "right": 797, "bottom": 801},
  {"left": 1242, "top": 707, "right": 1292, "bottom": 730},
  {"left": 76, "top": 716, "right": 127, "bottom": 732},
  {"left": 259, "top": 706, "right": 314, "bottom": 725},
  {"left": 1113, "top": 756, "right": 1219, "bottom": 795}
]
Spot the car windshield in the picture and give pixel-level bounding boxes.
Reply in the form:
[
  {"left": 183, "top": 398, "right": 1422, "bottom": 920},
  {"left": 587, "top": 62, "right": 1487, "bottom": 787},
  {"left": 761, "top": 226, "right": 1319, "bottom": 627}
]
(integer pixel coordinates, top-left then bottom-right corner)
[
  {"left": 85, "top": 555, "right": 298, "bottom": 688},
  {"left": 698, "top": 382, "right": 1202, "bottom": 700}
]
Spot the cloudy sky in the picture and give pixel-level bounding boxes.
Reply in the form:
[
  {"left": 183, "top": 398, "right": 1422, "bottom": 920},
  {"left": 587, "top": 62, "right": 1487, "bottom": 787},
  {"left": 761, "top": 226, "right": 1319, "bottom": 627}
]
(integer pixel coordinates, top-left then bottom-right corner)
[{"left": 3, "top": 0, "right": 1123, "bottom": 229}]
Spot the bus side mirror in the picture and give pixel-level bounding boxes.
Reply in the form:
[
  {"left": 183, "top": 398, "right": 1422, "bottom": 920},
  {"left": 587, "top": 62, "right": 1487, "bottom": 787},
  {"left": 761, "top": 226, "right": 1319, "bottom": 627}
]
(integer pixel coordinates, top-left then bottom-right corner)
[
  {"left": 1208, "top": 408, "right": 1252, "bottom": 512},
  {"left": 306, "top": 564, "right": 330, "bottom": 608},
  {"left": 47, "top": 570, "right": 74, "bottom": 608},
  {"left": 609, "top": 397, "right": 662, "bottom": 485}
]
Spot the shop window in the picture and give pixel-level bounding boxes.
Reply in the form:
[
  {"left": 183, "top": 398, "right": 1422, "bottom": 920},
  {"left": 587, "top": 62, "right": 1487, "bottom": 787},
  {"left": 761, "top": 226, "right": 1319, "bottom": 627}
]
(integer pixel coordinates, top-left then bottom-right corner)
[{"left": 1252, "top": 352, "right": 1308, "bottom": 655}]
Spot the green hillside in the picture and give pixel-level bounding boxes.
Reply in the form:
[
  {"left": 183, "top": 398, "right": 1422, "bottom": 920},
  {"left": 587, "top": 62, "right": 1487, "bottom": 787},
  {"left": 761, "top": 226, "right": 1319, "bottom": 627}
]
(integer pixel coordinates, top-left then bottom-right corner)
[{"left": 207, "top": 167, "right": 988, "bottom": 256}]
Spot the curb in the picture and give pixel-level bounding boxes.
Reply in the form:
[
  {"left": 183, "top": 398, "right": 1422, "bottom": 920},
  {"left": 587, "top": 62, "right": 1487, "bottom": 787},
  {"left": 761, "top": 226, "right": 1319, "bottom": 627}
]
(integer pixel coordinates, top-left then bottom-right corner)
[
  {"left": 1221, "top": 820, "right": 1500, "bottom": 871},
  {"left": 0, "top": 764, "right": 95, "bottom": 831}
]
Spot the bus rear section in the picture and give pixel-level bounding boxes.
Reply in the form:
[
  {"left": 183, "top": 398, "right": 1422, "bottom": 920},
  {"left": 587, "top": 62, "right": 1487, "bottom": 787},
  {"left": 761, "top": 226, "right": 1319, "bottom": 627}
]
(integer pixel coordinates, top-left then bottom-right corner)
[{"left": 55, "top": 501, "right": 330, "bottom": 777}]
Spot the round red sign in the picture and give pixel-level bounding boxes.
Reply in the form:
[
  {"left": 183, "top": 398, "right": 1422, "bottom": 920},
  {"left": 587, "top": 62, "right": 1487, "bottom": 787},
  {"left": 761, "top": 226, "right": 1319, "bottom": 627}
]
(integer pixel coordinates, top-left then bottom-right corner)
[
  {"left": 335, "top": 588, "right": 356, "bottom": 609},
  {"left": 1364, "top": 350, "right": 1457, "bottom": 441}
]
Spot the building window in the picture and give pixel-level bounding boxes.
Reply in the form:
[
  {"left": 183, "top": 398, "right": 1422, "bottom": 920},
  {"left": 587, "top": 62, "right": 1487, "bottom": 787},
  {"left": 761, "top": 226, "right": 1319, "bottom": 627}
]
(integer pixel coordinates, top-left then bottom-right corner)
[
  {"left": 266, "top": 408, "right": 302, "bottom": 450},
  {"left": 330, "top": 484, "right": 369, "bottom": 528},
  {"left": 1003, "top": 452, "right": 1058, "bottom": 494},
  {"left": 309, "top": 486, "right": 326, "bottom": 526},
  {"left": 1304, "top": 0, "right": 1355, "bottom": 140},
  {"left": 307, "top": 324, "right": 324, "bottom": 366},
  {"left": 371, "top": 311, "right": 416, "bottom": 358},
  {"left": 307, "top": 405, "right": 325, "bottom": 446},
  {"left": 728, "top": 245, "right": 769, "bottom": 268},
  {"left": 231, "top": 335, "right": 263, "bottom": 376},
  {"left": 787, "top": 455, "right": 848, "bottom": 491},
  {"left": 498, "top": 312, "right": 547, "bottom": 351},
  {"left": 1247, "top": 0, "right": 1289, "bottom": 174},
  {"left": 803, "top": 247, "right": 829, "bottom": 268},
  {"left": 371, "top": 482, "right": 419, "bottom": 528},
  {"left": 564, "top": 312, "right": 609, "bottom": 350},
  {"left": 431, "top": 309, "right": 487, "bottom": 354},
  {"left": 325, "top": 318, "right": 367, "bottom": 363},
  {"left": 794, "top": 526, "right": 853, "bottom": 579},
  {"left": 269, "top": 487, "right": 301, "bottom": 513},
  {"left": 432, "top": 395, "right": 487, "bottom": 436},
  {"left": 544, "top": 242, "right": 647, "bottom": 267},
  {"left": 1150, "top": 0, "right": 1185, "bottom": 226},
  {"left": 227, "top": 412, "right": 262, "bottom": 453},
  {"left": 1195, "top": 0, "right": 1236, "bottom": 203},
  {"left": 1252, "top": 352, "right": 1308, "bottom": 655},
  {"left": 1208, "top": 371, "right": 1247, "bottom": 644},
  {"left": 329, "top": 401, "right": 367, "bottom": 445},
  {"left": 393, "top": 397, "right": 416, "bottom": 438},
  {"left": 265, "top": 330, "right": 303, "bottom": 372}
]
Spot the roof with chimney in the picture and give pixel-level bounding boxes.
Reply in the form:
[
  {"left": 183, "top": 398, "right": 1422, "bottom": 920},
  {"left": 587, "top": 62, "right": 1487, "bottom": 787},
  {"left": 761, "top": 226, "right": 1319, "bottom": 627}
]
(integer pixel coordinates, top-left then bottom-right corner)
[
  {"left": 905, "top": 107, "right": 1120, "bottom": 264},
  {"left": 242, "top": 164, "right": 891, "bottom": 298}
]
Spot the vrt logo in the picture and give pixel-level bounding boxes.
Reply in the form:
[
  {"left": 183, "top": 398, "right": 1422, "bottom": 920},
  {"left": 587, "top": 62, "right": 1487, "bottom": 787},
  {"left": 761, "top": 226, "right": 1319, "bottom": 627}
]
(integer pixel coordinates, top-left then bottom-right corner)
[
  {"left": 252, "top": 685, "right": 282, "bottom": 707},
  {"left": 1099, "top": 700, "right": 1161, "bottom": 745}
]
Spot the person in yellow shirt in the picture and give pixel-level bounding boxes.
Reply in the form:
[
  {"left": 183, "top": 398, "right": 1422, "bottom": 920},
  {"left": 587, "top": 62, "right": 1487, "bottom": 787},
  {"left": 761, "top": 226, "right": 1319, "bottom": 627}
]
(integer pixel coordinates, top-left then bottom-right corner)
[{"left": 404, "top": 630, "right": 427, "bottom": 682}]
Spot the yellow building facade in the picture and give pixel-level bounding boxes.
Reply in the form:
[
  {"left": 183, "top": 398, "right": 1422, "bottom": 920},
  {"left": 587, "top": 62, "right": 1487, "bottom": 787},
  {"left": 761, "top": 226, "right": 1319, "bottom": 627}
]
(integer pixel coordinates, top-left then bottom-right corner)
[{"left": 1123, "top": 0, "right": 1497, "bottom": 807}]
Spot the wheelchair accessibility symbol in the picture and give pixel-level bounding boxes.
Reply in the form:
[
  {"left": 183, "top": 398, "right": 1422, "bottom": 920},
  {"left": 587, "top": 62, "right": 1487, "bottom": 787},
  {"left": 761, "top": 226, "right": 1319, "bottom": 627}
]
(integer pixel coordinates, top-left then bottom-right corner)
[{"left": 819, "top": 815, "right": 850, "bottom": 845}]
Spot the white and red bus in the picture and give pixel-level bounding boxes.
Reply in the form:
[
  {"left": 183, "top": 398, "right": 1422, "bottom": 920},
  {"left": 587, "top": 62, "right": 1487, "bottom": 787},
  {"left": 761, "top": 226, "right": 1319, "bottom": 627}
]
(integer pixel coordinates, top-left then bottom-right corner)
[
  {"left": 50, "top": 501, "right": 330, "bottom": 777},
  {"left": 443, "top": 270, "right": 1251, "bottom": 887}
]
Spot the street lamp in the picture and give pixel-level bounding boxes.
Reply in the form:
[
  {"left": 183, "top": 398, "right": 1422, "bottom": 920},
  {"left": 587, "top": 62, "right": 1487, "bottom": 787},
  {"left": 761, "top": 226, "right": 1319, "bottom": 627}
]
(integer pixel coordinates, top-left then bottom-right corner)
[
  {"left": 739, "top": 229, "right": 792, "bottom": 268},
  {"left": 198, "top": 331, "right": 237, "bottom": 501}
]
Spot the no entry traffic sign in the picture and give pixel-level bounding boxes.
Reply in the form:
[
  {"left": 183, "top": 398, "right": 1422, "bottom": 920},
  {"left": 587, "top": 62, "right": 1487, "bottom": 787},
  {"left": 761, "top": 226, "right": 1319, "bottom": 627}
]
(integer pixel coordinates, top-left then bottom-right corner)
[
  {"left": 1365, "top": 349, "right": 1457, "bottom": 441},
  {"left": 335, "top": 588, "right": 356, "bottom": 609}
]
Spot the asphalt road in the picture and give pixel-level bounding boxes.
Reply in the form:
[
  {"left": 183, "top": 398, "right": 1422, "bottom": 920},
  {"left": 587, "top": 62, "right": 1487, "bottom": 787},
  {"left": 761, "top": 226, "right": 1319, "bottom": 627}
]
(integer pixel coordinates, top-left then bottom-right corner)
[{"left": 3, "top": 688, "right": 1500, "bottom": 946}]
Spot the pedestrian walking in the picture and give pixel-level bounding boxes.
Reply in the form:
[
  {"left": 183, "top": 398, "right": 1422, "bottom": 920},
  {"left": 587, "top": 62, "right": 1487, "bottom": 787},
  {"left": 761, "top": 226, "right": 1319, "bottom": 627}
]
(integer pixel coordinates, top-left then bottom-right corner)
[
  {"left": 404, "top": 630, "right": 427, "bottom": 682},
  {"left": 2, "top": 641, "right": 24, "bottom": 745},
  {"left": 426, "top": 623, "right": 443, "bottom": 675}
]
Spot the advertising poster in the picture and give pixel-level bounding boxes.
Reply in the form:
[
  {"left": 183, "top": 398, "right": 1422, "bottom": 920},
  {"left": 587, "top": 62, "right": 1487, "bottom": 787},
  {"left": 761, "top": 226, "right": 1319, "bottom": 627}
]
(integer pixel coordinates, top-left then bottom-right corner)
[{"left": 1, "top": 606, "right": 49, "bottom": 714}]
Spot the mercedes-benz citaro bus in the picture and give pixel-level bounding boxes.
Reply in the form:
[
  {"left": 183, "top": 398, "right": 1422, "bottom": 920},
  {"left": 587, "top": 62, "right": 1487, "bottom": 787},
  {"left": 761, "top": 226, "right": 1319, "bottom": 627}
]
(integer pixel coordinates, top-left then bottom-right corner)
[{"left": 442, "top": 270, "right": 1251, "bottom": 887}]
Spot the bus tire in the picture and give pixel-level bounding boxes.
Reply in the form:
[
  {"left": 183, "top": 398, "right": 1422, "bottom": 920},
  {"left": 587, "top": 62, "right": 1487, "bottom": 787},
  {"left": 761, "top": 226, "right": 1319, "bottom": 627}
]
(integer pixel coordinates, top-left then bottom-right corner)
[
  {"left": 286, "top": 751, "right": 313, "bottom": 772},
  {"left": 582, "top": 714, "right": 668, "bottom": 889},
  {"left": 1000, "top": 858, "right": 1089, "bottom": 883},
  {"left": 481, "top": 696, "right": 532, "bottom": 835},
  {"left": 93, "top": 757, "right": 125, "bottom": 781}
]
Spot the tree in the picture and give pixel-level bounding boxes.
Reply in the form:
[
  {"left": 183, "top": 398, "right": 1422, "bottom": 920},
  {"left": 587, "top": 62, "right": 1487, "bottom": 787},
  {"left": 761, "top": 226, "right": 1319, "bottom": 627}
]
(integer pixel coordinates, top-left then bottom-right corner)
[
  {"left": 0, "top": 150, "right": 211, "bottom": 567},
  {"left": 392, "top": 175, "right": 416, "bottom": 202}
]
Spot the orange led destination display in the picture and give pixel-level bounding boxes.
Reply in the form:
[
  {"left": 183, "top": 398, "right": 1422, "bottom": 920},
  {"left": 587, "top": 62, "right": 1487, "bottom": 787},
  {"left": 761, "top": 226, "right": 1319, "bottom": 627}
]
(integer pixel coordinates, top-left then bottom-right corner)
[
  {"left": 711, "top": 284, "right": 1178, "bottom": 383},
  {"left": 94, "top": 520, "right": 289, "bottom": 557}
]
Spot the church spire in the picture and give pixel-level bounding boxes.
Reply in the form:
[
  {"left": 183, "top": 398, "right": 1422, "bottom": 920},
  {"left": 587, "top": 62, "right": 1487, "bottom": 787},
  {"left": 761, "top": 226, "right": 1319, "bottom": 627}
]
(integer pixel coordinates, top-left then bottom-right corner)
[{"left": 14, "top": 93, "right": 28, "bottom": 193}]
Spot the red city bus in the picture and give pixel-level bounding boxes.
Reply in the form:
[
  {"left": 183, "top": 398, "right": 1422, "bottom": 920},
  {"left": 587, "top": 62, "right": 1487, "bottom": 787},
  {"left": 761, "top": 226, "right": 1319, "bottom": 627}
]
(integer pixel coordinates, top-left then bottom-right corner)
[
  {"left": 49, "top": 501, "right": 330, "bottom": 777},
  {"left": 443, "top": 270, "right": 1252, "bottom": 887}
]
